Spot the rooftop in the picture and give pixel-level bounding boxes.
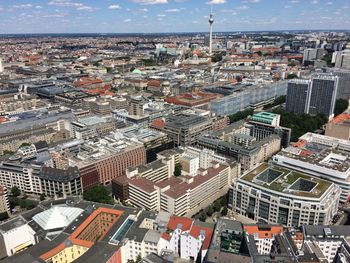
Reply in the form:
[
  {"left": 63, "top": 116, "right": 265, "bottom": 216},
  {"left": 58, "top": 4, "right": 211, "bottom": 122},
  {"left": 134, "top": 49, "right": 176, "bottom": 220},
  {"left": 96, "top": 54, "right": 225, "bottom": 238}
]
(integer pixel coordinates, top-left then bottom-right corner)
[
  {"left": 32, "top": 206, "right": 83, "bottom": 231},
  {"left": 241, "top": 163, "right": 333, "bottom": 198},
  {"left": 277, "top": 133, "right": 350, "bottom": 173}
]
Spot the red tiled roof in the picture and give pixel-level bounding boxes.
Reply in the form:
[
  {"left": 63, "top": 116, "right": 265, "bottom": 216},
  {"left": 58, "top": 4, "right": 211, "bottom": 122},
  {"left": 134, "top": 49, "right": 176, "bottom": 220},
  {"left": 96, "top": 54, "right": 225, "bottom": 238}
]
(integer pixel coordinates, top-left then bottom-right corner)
[
  {"left": 189, "top": 225, "right": 214, "bottom": 250},
  {"left": 167, "top": 216, "right": 193, "bottom": 232},
  {"left": 150, "top": 118, "right": 165, "bottom": 129}
]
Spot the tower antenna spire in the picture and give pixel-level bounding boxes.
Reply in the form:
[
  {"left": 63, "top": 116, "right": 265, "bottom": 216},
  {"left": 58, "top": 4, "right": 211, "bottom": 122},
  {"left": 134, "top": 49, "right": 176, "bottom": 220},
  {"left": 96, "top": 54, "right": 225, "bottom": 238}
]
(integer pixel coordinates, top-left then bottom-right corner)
[{"left": 208, "top": 6, "right": 214, "bottom": 55}]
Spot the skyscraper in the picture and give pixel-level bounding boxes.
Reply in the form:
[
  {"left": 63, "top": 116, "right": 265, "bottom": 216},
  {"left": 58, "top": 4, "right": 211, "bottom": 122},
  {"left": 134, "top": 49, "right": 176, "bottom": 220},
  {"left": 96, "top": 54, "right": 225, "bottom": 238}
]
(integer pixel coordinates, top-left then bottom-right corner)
[
  {"left": 308, "top": 74, "right": 338, "bottom": 118},
  {"left": 286, "top": 79, "right": 311, "bottom": 115},
  {"left": 208, "top": 13, "right": 214, "bottom": 55},
  {"left": 286, "top": 74, "right": 338, "bottom": 119}
]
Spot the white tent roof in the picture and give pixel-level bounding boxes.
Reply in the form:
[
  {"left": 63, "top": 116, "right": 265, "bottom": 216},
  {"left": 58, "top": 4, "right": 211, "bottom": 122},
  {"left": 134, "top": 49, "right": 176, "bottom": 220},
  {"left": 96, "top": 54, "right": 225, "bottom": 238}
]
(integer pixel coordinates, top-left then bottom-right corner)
[{"left": 33, "top": 206, "right": 83, "bottom": 231}]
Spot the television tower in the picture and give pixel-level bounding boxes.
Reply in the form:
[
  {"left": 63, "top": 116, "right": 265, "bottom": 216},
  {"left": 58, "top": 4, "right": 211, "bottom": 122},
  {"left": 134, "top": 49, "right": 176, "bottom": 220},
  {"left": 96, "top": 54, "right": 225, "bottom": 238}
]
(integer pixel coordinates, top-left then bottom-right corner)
[{"left": 208, "top": 11, "right": 214, "bottom": 55}]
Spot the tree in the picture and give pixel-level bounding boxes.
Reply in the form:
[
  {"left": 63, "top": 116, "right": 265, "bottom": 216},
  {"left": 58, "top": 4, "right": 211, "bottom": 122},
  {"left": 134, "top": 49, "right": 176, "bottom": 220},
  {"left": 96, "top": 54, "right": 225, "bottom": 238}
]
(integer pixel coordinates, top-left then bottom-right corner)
[
  {"left": 334, "top": 99, "right": 349, "bottom": 116},
  {"left": 212, "top": 53, "right": 223, "bottom": 63},
  {"left": 11, "top": 186, "right": 21, "bottom": 197},
  {"left": 228, "top": 109, "right": 254, "bottom": 124},
  {"left": 199, "top": 211, "right": 207, "bottom": 222},
  {"left": 83, "top": 185, "right": 114, "bottom": 205},
  {"left": 286, "top": 73, "right": 298, "bottom": 79},
  {"left": 206, "top": 206, "right": 214, "bottom": 217},
  {"left": 174, "top": 163, "right": 182, "bottom": 177},
  {"left": 221, "top": 207, "right": 228, "bottom": 216},
  {"left": 0, "top": 212, "right": 8, "bottom": 221},
  {"left": 3, "top": 150, "right": 14, "bottom": 156},
  {"left": 213, "top": 200, "right": 221, "bottom": 212},
  {"left": 20, "top": 142, "right": 31, "bottom": 148},
  {"left": 40, "top": 193, "right": 46, "bottom": 201},
  {"left": 272, "top": 107, "right": 328, "bottom": 142},
  {"left": 135, "top": 254, "right": 142, "bottom": 263}
]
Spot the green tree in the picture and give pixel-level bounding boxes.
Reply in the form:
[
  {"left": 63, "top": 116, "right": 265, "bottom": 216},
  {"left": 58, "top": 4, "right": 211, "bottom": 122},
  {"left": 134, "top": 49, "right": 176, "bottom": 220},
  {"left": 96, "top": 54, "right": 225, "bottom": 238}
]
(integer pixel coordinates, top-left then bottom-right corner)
[
  {"left": 83, "top": 185, "right": 114, "bottom": 205},
  {"left": 11, "top": 186, "right": 21, "bottom": 197},
  {"left": 3, "top": 150, "right": 14, "bottom": 156},
  {"left": 213, "top": 200, "right": 221, "bottom": 212},
  {"left": 199, "top": 211, "right": 207, "bottom": 222},
  {"left": 334, "top": 99, "right": 349, "bottom": 116},
  {"left": 135, "top": 254, "right": 142, "bottom": 263},
  {"left": 206, "top": 206, "right": 214, "bottom": 217},
  {"left": 221, "top": 207, "right": 228, "bottom": 216},
  {"left": 20, "top": 142, "right": 31, "bottom": 148},
  {"left": 286, "top": 73, "right": 298, "bottom": 79},
  {"left": 272, "top": 107, "right": 328, "bottom": 141},
  {"left": 40, "top": 193, "right": 46, "bottom": 201},
  {"left": 228, "top": 109, "right": 254, "bottom": 124},
  {"left": 174, "top": 163, "right": 182, "bottom": 177},
  {"left": 0, "top": 212, "right": 9, "bottom": 221},
  {"left": 212, "top": 53, "right": 223, "bottom": 63}
]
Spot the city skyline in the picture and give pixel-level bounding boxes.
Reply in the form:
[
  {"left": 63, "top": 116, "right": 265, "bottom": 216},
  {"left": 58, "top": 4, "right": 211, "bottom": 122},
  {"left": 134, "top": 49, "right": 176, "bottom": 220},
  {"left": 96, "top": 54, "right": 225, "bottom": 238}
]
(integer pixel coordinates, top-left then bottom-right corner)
[{"left": 0, "top": 0, "right": 349, "bottom": 34}]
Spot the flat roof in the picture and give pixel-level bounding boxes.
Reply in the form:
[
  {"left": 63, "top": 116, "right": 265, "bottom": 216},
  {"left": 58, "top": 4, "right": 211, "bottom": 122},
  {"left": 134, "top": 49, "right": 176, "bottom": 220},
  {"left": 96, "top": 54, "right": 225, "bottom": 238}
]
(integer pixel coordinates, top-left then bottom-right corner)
[{"left": 241, "top": 163, "right": 333, "bottom": 198}]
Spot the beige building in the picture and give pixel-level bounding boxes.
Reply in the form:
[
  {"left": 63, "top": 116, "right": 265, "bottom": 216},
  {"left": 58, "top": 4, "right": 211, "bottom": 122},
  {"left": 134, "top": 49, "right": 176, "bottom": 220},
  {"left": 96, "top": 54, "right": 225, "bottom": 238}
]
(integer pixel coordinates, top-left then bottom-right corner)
[{"left": 0, "top": 186, "right": 10, "bottom": 214}]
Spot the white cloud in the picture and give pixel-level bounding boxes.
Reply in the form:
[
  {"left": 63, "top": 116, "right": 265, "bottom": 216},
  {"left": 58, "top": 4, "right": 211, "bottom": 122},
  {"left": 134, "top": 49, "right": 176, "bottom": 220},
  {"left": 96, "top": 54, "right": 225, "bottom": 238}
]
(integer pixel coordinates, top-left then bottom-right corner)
[
  {"left": 48, "top": 1, "right": 97, "bottom": 11},
  {"left": 139, "top": 8, "right": 148, "bottom": 12},
  {"left": 12, "top": 4, "right": 33, "bottom": 9},
  {"left": 236, "top": 5, "right": 250, "bottom": 10},
  {"left": 165, "top": 8, "right": 180, "bottom": 12},
  {"left": 242, "top": 0, "right": 260, "bottom": 3},
  {"left": 206, "top": 0, "right": 226, "bottom": 5},
  {"left": 157, "top": 14, "right": 166, "bottom": 17},
  {"left": 311, "top": 0, "right": 319, "bottom": 4},
  {"left": 124, "top": 18, "right": 131, "bottom": 22},
  {"left": 109, "top": 5, "right": 121, "bottom": 9},
  {"left": 130, "top": 0, "right": 168, "bottom": 5},
  {"left": 36, "top": 5, "right": 43, "bottom": 9}
]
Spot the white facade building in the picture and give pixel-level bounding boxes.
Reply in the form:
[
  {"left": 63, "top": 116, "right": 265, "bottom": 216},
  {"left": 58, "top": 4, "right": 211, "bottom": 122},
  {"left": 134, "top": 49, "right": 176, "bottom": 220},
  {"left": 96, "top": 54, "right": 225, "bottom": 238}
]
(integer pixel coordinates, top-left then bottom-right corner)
[{"left": 0, "top": 217, "right": 36, "bottom": 258}]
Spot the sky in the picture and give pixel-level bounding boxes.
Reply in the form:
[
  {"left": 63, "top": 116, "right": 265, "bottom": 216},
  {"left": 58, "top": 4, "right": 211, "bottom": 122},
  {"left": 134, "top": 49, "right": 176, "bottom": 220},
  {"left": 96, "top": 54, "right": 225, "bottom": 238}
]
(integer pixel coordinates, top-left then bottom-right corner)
[{"left": 0, "top": 0, "right": 349, "bottom": 34}]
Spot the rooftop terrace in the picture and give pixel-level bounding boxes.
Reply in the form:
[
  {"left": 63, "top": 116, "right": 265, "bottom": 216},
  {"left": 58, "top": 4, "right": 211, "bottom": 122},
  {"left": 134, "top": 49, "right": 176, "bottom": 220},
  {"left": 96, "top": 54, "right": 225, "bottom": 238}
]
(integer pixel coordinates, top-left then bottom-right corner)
[{"left": 241, "top": 163, "right": 332, "bottom": 198}]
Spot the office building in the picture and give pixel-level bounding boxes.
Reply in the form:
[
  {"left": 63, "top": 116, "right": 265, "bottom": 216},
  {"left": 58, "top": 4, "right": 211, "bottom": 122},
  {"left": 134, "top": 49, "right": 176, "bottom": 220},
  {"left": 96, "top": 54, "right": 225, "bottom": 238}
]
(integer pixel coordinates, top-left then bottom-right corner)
[
  {"left": 273, "top": 132, "right": 350, "bottom": 202},
  {"left": 248, "top": 112, "right": 291, "bottom": 148},
  {"left": 286, "top": 79, "right": 311, "bottom": 114},
  {"left": 38, "top": 167, "right": 82, "bottom": 198},
  {"left": 229, "top": 163, "right": 341, "bottom": 227},
  {"left": 333, "top": 50, "right": 350, "bottom": 69},
  {"left": 117, "top": 126, "right": 173, "bottom": 163},
  {"left": 69, "top": 137, "right": 146, "bottom": 188},
  {"left": 286, "top": 74, "right": 338, "bottom": 118},
  {"left": 71, "top": 115, "right": 122, "bottom": 140},
  {"left": 0, "top": 162, "right": 42, "bottom": 195},
  {"left": 0, "top": 186, "right": 10, "bottom": 215},
  {"left": 198, "top": 120, "right": 281, "bottom": 172},
  {"left": 210, "top": 81, "right": 287, "bottom": 116},
  {"left": 303, "top": 48, "right": 324, "bottom": 64},
  {"left": 0, "top": 109, "right": 73, "bottom": 155},
  {"left": 163, "top": 113, "right": 213, "bottom": 146},
  {"left": 331, "top": 68, "right": 350, "bottom": 99},
  {"left": 308, "top": 74, "right": 338, "bottom": 118}
]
